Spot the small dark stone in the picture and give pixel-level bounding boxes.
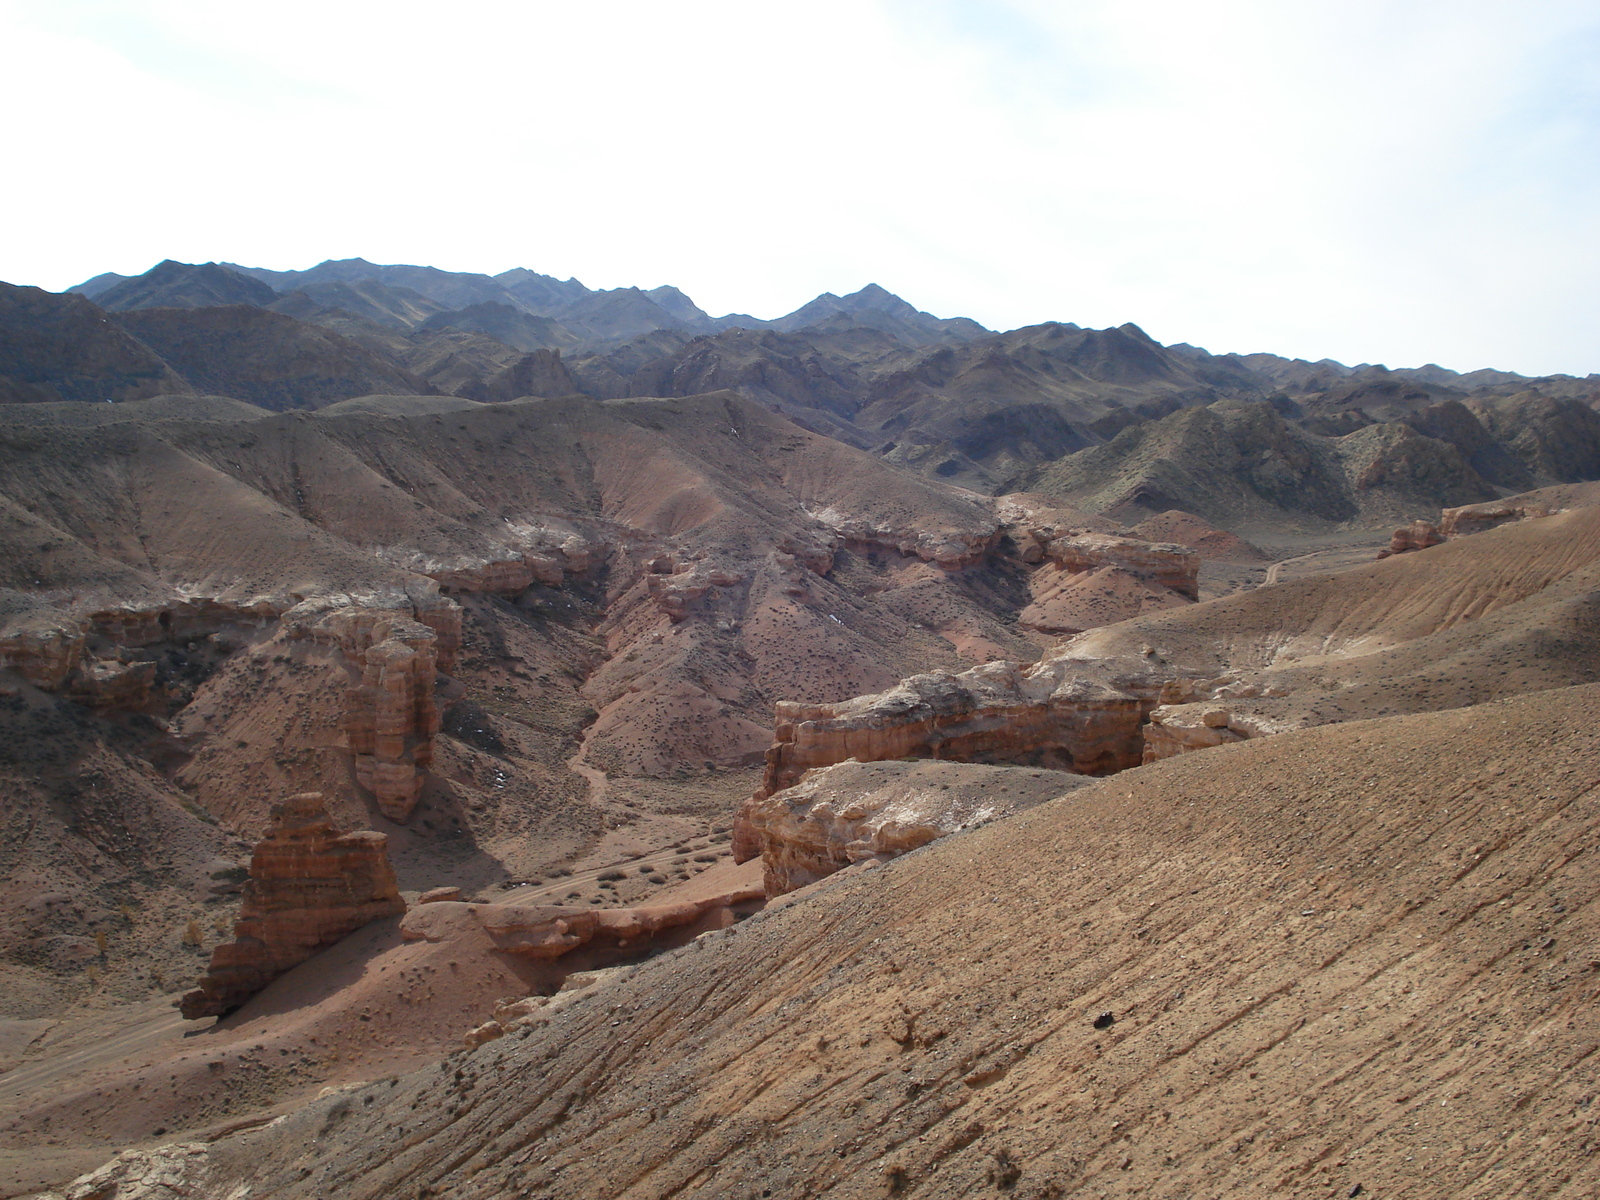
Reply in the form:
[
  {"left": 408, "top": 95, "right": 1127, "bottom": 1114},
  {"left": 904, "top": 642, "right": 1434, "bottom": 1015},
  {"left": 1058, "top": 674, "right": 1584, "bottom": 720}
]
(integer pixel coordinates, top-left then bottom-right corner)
[
  {"left": 1093, "top": 1011, "right": 1116, "bottom": 1030},
  {"left": 1349, "top": 1185, "right": 1363, "bottom": 1198}
]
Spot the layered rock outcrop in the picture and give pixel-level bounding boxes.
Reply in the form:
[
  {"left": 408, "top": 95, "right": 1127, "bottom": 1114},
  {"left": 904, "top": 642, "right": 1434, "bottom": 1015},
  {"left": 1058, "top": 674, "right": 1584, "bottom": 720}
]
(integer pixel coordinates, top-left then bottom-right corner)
[
  {"left": 752, "top": 656, "right": 1182, "bottom": 816},
  {"left": 293, "top": 598, "right": 461, "bottom": 821},
  {"left": 400, "top": 890, "right": 762, "bottom": 962},
  {"left": 343, "top": 620, "right": 441, "bottom": 821},
  {"left": 1439, "top": 498, "right": 1558, "bottom": 538},
  {"left": 1000, "top": 524, "right": 1201, "bottom": 635},
  {"left": 179, "top": 793, "right": 405, "bottom": 1019},
  {"left": 419, "top": 530, "right": 597, "bottom": 596},
  {"left": 0, "top": 598, "right": 283, "bottom": 696},
  {"left": 1040, "top": 533, "right": 1199, "bottom": 599},
  {"left": 0, "top": 618, "right": 85, "bottom": 690},
  {"left": 806, "top": 505, "right": 1000, "bottom": 569},
  {"left": 741, "top": 759, "right": 1090, "bottom": 895},
  {"left": 1377, "top": 519, "right": 1445, "bottom": 558}
]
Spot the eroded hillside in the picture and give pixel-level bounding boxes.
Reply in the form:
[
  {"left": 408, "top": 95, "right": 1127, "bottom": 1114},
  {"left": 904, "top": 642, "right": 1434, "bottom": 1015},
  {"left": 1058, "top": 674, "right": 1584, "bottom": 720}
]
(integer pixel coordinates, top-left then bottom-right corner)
[
  {"left": 1, "top": 390, "right": 1221, "bottom": 1033},
  {"left": 60, "top": 682, "right": 1600, "bottom": 1199}
]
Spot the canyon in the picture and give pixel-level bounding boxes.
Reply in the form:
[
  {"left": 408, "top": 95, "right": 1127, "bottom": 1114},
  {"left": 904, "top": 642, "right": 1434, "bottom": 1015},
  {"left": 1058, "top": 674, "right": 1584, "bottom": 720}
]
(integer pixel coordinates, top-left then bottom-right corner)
[{"left": 3, "top": 260, "right": 1600, "bottom": 1198}]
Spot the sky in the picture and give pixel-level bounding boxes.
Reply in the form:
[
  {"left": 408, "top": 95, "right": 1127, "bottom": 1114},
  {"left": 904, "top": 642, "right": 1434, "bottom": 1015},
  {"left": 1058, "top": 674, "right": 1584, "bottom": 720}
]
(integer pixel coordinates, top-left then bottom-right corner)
[{"left": 0, "top": 0, "right": 1595, "bottom": 375}]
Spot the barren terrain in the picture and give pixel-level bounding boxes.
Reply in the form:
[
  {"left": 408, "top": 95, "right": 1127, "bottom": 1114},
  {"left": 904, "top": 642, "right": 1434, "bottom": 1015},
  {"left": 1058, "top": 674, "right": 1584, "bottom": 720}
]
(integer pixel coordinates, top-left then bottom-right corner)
[
  {"left": 5, "top": 259, "right": 1600, "bottom": 1197},
  {"left": 41, "top": 682, "right": 1600, "bottom": 1199}
]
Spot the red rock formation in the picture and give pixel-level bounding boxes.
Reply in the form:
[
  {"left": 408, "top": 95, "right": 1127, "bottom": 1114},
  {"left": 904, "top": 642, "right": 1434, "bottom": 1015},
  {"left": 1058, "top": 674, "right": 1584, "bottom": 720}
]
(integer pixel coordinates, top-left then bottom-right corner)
[
  {"left": 0, "top": 618, "right": 85, "bottom": 689},
  {"left": 1042, "top": 533, "right": 1200, "bottom": 600},
  {"left": 751, "top": 656, "right": 1176, "bottom": 822},
  {"left": 742, "top": 759, "right": 1090, "bottom": 895},
  {"left": 179, "top": 793, "right": 404, "bottom": 1019},
  {"left": 1438, "top": 499, "right": 1558, "bottom": 538},
  {"left": 343, "top": 619, "right": 441, "bottom": 821},
  {"left": 1377, "top": 519, "right": 1445, "bottom": 558},
  {"left": 1019, "top": 564, "right": 1192, "bottom": 635},
  {"left": 428, "top": 557, "right": 537, "bottom": 595},
  {"left": 1140, "top": 703, "right": 1293, "bottom": 762},
  {"left": 0, "top": 598, "right": 283, "bottom": 694},
  {"left": 807, "top": 504, "right": 1000, "bottom": 569},
  {"left": 1142, "top": 706, "right": 1246, "bottom": 761},
  {"left": 419, "top": 532, "right": 599, "bottom": 596},
  {"left": 298, "top": 599, "right": 460, "bottom": 820},
  {"left": 1003, "top": 529, "right": 1200, "bottom": 635}
]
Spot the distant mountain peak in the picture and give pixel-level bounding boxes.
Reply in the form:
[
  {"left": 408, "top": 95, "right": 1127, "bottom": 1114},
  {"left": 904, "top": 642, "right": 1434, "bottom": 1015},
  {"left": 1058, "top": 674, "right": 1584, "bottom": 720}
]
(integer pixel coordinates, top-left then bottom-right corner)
[{"left": 94, "top": 260, "right": 278, "bottom": 313}]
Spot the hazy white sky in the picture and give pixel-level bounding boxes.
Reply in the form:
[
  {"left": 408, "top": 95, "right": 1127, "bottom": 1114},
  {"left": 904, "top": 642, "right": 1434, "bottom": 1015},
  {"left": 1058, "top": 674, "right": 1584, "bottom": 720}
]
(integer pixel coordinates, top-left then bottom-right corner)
[{"left": 1, "top": 0, "right": 1595, "bottom": 374}]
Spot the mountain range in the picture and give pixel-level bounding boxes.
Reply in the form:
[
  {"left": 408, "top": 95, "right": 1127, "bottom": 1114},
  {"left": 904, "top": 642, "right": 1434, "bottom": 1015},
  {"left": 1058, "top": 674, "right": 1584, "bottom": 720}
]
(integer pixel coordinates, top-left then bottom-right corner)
[{"left": 1, "top": 256, "right": 1592, "bottom": 534}]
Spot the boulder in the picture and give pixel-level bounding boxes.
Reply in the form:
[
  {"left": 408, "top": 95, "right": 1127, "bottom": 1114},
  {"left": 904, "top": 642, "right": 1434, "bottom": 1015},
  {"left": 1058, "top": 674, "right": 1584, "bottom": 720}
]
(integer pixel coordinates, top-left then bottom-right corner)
[{"left": 1377, "top": 520, "right": 1445, "bottom": 558}]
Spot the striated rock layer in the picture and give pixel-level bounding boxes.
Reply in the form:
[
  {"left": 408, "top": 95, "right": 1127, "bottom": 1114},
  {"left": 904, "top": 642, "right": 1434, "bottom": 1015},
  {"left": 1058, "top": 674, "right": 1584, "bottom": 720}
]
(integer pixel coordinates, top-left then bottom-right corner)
[
  {"left": 1376, "top": 519, "right": 1444, "bottom": 558},
  {"left": 740, "top": 656, "right": 1192, "bottom": 860},
  {"left": 289, "top": 598, "right": 460, "bottom": 821},
  {"left": 400, "top": 893, "right": 761, "bottom": 964},
  {"left": 742, "top": 759, "right": 1090, "bottom": 895},
  {"left": 1040, "top": 533, "right": 1199, "bottom": 599},
  {"left": 179, "top": 793, "right": 405, "bottom": 1019}
]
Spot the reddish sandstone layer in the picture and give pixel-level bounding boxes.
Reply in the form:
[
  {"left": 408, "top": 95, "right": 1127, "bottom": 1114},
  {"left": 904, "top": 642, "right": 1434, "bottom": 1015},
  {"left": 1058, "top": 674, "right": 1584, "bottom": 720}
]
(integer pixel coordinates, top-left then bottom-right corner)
[
  {"left": 742, "top": 759, "right": 1090, "bottom": 896},
  {"left": 344, "top": 620, "right": 440, "bottom": 821},
  {"left": 742, "top": 657, "right": 1188, "bottom": 862},
  {"left": 400, "top": 893, "right": 761, "bottom": 962},
  {"left": 179, "top": 793, "right": 405, "bottom": 1019},
  {"left": 292, "top": 599, "right": 461, "bottom": 821},
  {"left": 0, "top": 598, "right": 282, "bottom": 697},
  {"left": 1005, "top": 527, "right": 1200, "bottom": 636},
  {"left": 1042, "top": 533, "right": 1199, "bottom": 600},
  {"left": 1376, "top": 519, "right": 1445, "bottom": 558}
]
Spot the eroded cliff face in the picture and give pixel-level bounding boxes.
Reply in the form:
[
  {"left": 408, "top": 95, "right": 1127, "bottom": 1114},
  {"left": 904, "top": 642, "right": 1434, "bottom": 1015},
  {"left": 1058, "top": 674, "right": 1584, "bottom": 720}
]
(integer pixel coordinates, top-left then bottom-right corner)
[
  {"left": 179, "top": 793, "right": 405, "bottom": 1019},
  {"left": 749, "top": 654, "right": 1192, "bottom": 827},
  {"left": 0, "top": 586, "right": 464, "bottom": 824},
  {"left": 740, "top": 759, "right": 1090, "bottom": 895},
  {"left": 289, "top": 599, "right": 461, "bottom": 821},
  {"left": 0, "top": 597, "right": 283, "bottom": 706},
  {"left": 994, "top": 499, "right": 1200, "bottom": 635}
]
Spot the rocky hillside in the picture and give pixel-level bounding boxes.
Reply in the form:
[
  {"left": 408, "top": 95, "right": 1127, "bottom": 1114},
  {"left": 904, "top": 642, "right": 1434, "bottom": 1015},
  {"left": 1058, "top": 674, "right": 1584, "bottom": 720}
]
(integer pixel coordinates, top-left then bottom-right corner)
[
  {"left": 3, "top": 256, "right": 1599, "bottom": 1198},
  {"left": 48, "top": 679, "right": 1600, "bottom": 1200},
  {"left": 0, "top": 390, "right": 1236, "bottom": 1033}
]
